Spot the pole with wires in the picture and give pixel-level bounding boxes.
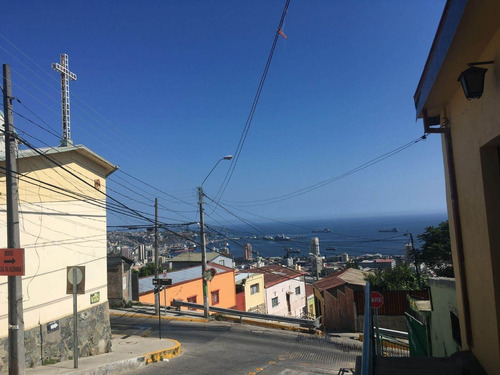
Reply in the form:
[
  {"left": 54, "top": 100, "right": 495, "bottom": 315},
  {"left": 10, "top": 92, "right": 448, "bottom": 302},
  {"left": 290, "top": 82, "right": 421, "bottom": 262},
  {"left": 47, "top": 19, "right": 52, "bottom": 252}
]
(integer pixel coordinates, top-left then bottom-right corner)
[
  {"left": 154, "top": 198, "right": 160, "bottom": 315},
  {"left": 3, "top": 64, "right": 26, "bottom": 375},
  {"left": 198, "top": 186, "right": 210, "bottom": 319}
]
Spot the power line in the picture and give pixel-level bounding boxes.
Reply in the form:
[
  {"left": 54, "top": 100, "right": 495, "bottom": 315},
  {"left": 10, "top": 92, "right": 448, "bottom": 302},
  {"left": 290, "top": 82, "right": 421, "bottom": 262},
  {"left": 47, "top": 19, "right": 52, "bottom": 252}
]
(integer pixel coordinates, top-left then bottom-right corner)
[
  {"left": 224, "top": 134, "right": 428, "bottom": 207},
  {"left": 11, "top": 104, "right": 196, "bottom": 222},
  {"left": 213, "top": 0, "right": 292, "bottom": 205}
]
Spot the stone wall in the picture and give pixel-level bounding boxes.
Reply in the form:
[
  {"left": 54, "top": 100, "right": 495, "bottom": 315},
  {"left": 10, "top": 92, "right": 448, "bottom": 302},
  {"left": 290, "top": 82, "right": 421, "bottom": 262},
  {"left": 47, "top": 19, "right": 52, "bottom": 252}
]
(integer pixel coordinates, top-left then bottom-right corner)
[{"left": 0, "top": 302, "right": 111, "bottom": 371}]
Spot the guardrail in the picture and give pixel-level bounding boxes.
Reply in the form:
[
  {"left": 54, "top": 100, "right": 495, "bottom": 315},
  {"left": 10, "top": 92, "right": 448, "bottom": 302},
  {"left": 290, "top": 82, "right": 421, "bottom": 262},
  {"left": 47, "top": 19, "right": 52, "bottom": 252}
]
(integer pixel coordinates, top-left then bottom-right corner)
[
  {"left": 171, "top": 299, "right": 320, "bottom": 329},
  {"left": 361, "top": 282, "right": 374, "bottom": 375}
]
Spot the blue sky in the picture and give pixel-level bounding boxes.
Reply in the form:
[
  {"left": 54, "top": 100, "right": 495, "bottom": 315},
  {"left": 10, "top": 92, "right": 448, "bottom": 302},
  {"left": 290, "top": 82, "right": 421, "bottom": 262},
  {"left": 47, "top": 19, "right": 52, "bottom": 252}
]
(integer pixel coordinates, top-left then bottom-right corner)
[{"left": 1, "top": 1, "right": 447, "bottom": 228}]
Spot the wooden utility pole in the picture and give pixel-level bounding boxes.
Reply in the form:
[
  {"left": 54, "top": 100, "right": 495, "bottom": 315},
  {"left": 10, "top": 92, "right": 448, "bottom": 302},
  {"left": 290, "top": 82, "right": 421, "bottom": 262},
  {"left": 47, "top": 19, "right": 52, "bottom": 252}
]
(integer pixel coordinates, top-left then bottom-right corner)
[
  {"left": 3, "top": 64, "right": 26, "bottom": 374},
  {"left": 198, "top": 187, "right": 209, "bottom": 319},
  {"left": 154, "top": 198, "right": 159, "bottom": 314}
]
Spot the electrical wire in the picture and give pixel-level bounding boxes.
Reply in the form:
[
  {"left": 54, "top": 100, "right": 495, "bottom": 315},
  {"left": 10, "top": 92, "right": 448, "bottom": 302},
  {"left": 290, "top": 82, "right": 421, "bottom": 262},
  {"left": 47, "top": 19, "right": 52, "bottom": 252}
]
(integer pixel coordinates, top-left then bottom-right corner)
[
  {"left": 224, "top": 134, "right": 428, "bottom": 207},
  {"left": 213, "top": 0, "right": 292, "bottom": 205}
]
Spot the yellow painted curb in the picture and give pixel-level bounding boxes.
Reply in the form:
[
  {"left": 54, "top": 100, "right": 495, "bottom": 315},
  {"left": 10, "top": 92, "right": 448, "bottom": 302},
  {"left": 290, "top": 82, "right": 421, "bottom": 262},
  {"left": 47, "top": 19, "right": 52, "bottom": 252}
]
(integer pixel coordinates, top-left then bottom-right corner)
[
  {"left": 143, "top": 339, "right": 181, "bottom": 364},
  {"left": 218, "top": 315, "right": 314, "bottom": 333},
  {"left": 110, "top": 311, "right": 208, "bottom": 323}
]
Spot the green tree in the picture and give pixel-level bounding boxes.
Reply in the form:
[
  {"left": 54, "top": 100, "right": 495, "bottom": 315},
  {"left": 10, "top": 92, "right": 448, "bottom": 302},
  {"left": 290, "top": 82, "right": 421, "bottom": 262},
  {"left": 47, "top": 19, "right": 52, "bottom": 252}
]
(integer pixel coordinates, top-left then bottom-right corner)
[
  {"left": 135, "top": 263, "right": 163, "bottom": 277},
  {"left": 417, "top": 220, "right": 453, "bottom": 277},
  {"left": 345, "top": 259, "right": 360, "bottom": 269},
  {"left": 365, "top": 263, "right": 425, "bottom": 291}
]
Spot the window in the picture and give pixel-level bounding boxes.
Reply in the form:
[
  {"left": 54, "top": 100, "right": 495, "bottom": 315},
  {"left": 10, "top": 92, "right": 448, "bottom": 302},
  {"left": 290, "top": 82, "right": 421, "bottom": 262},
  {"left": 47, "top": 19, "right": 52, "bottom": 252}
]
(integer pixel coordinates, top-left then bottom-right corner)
[
  {"left": 272, "top": 297, "right": 279, "bottom": 307},
  {"left": 219, "top": 260, "right": 225, "bottom": 266},
  {"left": 211, "top": 290, "right": 220, "bottom": 305},
  {"left": 295, "top": 286, "right": 300, "bottom": 295},
  {"left": 187, "top": 295, "right": 197, "bottom": 311},
  {"left": 250, "top": 283, "right": 259, "bottom": 295}
]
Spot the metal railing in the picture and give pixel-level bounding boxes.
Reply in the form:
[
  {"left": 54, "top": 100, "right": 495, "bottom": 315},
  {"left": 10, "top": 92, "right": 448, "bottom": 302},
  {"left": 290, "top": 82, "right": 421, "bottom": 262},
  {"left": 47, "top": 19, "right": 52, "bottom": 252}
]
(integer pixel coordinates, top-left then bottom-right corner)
[
  {"left": 361, "top": 282, "right": 374, "bottom": 375},
  {"left": 377, "top": 327, "right": 409, "bottom": 357},
  {"left": 171, "top": 299, "right": 320, "bottom": 329}
]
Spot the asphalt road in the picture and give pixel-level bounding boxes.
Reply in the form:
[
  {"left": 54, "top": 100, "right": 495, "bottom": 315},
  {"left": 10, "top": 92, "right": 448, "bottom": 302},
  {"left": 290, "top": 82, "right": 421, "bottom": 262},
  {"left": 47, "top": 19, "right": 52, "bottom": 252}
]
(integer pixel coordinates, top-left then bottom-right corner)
[{"left": 111, "top": 314, "right": 361, "bottom": 375}]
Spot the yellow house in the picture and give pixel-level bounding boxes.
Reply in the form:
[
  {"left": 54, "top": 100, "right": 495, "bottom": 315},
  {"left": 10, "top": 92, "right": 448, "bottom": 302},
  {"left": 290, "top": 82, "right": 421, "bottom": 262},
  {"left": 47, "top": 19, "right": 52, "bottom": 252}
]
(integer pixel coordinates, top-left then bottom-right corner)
[
  {"left": 235, "top": 272, "right": 266, "bottom": 313},
  {"left": 0, "top": 143, "right": 117, "bottom": 368},
  {"left": 414, "top": 1, "right": 500, "bottom": 372}
]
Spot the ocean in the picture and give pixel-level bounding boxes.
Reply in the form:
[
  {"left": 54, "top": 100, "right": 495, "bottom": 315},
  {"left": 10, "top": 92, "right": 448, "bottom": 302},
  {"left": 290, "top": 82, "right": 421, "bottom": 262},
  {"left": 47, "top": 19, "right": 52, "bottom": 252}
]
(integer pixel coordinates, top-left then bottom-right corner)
[{"left": 223, "top": 212, "right": 447, "bottom": 259}]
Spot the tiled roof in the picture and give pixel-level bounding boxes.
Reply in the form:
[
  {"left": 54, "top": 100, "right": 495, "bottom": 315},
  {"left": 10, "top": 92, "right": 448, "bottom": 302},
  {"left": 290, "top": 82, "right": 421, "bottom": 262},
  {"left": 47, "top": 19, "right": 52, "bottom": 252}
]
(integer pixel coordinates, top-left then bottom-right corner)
[
  {"left": 251, "top": 265, "right": 305, "bottom": 288},
  {"left": 313, "top": 268, "right": 366, "bottom": 292}
]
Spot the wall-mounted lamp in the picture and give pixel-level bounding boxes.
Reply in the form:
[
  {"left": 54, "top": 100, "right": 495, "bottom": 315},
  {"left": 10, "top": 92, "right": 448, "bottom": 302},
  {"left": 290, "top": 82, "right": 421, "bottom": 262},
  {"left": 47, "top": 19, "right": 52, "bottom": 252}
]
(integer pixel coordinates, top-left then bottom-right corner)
[{"left": 457, "top": 61, "right": 494, "bottom": 100}]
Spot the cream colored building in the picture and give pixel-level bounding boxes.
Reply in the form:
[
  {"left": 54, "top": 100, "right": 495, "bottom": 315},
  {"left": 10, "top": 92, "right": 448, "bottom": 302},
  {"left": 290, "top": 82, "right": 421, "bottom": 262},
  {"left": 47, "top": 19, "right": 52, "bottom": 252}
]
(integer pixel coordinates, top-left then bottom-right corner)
[
  {"left": 235, "top": 272, "right": 265, "bottom": 313},
  {"left": 414, "top": 1, "right": 500, "bottom": 372},
  {"left": 0, "top": 143, "right": 117, "bottom": 367}
]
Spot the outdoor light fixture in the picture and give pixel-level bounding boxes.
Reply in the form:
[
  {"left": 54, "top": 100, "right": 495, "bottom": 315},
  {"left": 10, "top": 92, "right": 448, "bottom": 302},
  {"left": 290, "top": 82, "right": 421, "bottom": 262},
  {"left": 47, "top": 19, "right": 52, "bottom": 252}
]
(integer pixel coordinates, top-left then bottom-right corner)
[{"left": 457, "top": 61, "right": 494, "bottom": 100}]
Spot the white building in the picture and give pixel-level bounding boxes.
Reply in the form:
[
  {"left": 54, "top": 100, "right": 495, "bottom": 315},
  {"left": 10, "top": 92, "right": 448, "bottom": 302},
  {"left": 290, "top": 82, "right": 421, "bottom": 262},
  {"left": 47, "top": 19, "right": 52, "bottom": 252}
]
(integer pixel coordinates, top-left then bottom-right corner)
[{"left": 251, "top": 264, "right": 306, "bottom": 318}]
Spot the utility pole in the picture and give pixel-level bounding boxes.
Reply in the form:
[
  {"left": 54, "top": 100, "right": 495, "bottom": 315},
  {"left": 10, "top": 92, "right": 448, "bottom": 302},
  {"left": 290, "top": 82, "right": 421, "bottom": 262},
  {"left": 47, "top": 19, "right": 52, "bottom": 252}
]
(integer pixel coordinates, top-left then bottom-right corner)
[
  {"left": 3, "top": 64, "right": 26, "bottom": 375},
  {"left": 154, "top": 198, "right": 159, "bottom": 315},
  {"left": 409, "top": 233, "right": 422, "bottom": 289},
  {"left": 198, "top": 187, "right": 209, "bottom": 319}
]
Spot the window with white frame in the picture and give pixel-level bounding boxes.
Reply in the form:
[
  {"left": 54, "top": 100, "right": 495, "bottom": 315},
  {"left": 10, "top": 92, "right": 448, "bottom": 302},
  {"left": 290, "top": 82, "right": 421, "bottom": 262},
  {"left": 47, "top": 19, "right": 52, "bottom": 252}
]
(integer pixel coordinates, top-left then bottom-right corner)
[{"left": 295, "top": 286, "right": 300, "bottom": 295}]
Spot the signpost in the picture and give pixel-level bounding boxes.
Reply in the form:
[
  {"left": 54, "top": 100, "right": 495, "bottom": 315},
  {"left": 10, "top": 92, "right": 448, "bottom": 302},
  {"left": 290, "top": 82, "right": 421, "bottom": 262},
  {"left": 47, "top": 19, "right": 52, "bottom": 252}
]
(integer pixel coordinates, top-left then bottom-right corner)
[
  {"left": 67, "top": 266, "right": 85, "bottom": 368},
  {"left": 152, "top": 278, "right": 172, "bottom": 340},
  {"left": 370, "top": 291, "right": 384, "bottom": 355}
]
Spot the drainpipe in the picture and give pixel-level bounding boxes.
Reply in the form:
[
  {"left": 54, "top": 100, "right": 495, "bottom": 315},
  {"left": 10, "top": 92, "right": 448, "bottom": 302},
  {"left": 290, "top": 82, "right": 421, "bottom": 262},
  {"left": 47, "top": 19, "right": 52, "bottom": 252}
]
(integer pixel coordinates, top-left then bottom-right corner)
[{"left": 442, "top": 118, "right": 473, "bottom": 348}]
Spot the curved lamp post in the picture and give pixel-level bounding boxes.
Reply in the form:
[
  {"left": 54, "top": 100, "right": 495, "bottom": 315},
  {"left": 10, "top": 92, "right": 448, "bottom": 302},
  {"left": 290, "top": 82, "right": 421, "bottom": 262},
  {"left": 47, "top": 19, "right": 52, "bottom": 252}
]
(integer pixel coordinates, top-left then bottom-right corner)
[{"left": 198, "top": 155, "right": 233, "bottom": 318}]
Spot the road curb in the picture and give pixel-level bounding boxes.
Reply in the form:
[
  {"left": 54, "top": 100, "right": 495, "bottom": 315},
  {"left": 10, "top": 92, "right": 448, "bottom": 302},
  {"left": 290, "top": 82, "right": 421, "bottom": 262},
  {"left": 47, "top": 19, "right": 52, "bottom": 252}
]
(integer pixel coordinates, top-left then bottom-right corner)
[
  {"left": 142, "top": 339, "right": 182, "bottom": 365},
  {"left": 218, "top": 315, "right": 315, "bottom": 333},
  {"left": 110, "top": 310, "right": 208, "bottom": 323}
]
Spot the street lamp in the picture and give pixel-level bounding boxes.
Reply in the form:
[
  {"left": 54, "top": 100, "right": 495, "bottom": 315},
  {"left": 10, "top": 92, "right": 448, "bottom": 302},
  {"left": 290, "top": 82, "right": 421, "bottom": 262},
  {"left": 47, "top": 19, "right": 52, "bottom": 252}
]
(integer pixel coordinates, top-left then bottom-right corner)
[
  {"left": 457, "top": 61, "right": 494, "bottom": 100},
  {"left": 198, "top": 155, "right": 233, "bottom": 318}
]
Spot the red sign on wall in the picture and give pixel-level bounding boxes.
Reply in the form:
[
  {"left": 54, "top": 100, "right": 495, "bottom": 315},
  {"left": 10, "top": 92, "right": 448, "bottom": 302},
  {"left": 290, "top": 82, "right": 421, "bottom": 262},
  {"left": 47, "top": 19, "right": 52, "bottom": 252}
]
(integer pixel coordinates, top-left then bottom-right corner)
[
  {"left": 370, "top": 291, "right": 384, "bottom": 309},
  {"left": 0, "top": 248, "right": 25, "bottom": 276}
]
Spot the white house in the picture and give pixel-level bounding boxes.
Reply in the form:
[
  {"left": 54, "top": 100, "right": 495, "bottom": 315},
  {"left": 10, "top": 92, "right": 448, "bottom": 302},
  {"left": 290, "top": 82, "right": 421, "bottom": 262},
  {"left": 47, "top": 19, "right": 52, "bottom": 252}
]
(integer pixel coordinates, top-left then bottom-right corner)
[{"left": 251, "top": 264, "right": 306, "bottom": 318}]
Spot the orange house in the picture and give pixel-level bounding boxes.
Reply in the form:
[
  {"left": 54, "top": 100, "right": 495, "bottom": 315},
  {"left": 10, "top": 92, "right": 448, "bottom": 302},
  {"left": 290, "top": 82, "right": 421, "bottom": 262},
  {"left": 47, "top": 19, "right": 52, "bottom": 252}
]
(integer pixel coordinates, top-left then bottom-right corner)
[{"left": 138, "top": 262, "right": 236, "bottom": 310}]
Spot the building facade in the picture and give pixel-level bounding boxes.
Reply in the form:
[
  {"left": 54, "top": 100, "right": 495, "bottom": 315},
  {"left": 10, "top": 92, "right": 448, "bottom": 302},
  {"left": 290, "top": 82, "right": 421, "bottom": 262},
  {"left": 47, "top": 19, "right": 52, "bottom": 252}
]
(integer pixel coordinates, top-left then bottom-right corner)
[
  {"left": 414, "top": 1, "right": 500, "bottom": 371},
  {"left": 251, "top": 265, "right": 306, "bottom": 318},
  {"left": 0, "top": 144, "right": 117, "bottom": 368},
  {"left": 235, "top": 272, "right": 266, "bottom": 313},
  {"left": 138, "top": 263, "right": 236, "bottom": 310}
]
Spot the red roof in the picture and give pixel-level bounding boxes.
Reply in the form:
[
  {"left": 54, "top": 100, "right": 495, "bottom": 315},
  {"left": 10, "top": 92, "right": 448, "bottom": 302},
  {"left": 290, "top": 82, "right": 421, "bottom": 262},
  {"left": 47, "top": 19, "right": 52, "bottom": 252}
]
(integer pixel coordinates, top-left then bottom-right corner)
[
  {"left": 251, "top": 265, "right": 305, "bottom": 288},
  {"left": 375, "top": 259, "right": 394, "bottom": 263}
]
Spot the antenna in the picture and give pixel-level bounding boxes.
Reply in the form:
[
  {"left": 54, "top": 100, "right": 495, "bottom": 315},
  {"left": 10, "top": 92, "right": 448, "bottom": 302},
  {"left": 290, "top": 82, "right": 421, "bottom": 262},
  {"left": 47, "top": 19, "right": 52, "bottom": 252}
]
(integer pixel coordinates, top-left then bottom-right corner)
[{"left": 52, "top": 54, "right": 77, "bottom": 146}]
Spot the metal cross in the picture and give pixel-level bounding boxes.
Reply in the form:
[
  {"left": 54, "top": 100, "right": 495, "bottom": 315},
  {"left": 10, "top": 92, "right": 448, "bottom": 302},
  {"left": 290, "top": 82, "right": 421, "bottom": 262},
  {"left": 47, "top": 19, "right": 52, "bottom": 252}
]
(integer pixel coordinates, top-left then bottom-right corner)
[{"left": 52, "top": 54, "right": 77, "bottom": 146}]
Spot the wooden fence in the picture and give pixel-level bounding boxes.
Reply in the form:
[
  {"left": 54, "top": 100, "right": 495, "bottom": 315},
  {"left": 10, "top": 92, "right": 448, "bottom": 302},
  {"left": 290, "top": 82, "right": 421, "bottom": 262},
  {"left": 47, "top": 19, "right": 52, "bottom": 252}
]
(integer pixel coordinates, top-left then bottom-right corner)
[{"left": 354, "top": 290, "right": 429, "bottom": 315}]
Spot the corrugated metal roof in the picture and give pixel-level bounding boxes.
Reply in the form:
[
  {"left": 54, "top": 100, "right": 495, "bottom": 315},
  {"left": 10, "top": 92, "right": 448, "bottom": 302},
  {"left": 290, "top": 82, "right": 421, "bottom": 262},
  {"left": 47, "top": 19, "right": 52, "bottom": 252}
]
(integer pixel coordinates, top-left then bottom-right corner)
[
  {"left": 313, "top": 268, "right": 366, "bottom": 292},
  {"left": 170, "top": 251, "right": 230, "bottom": 263},
  {"left": 138, "top": 263, "right": 230, "bottom": 294}
]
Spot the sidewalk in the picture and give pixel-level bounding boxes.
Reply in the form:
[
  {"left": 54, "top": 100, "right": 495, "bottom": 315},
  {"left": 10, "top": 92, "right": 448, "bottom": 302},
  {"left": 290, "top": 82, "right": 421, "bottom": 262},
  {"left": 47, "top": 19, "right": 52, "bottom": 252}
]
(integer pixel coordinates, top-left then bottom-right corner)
[{"left": 25, "top": 334, "right": 180, "bottom": 375}]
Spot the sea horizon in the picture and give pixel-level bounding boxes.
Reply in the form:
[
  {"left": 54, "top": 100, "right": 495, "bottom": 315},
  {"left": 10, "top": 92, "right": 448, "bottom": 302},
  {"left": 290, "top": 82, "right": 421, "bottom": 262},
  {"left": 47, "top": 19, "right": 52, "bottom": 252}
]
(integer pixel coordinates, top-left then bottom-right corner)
[{"left": 223, "top": 211, "right": 448, "bottom": 259}]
